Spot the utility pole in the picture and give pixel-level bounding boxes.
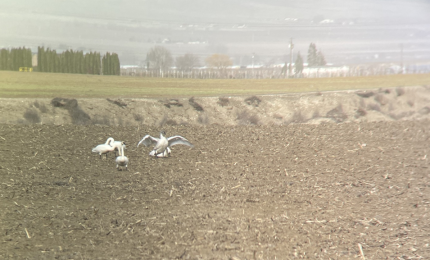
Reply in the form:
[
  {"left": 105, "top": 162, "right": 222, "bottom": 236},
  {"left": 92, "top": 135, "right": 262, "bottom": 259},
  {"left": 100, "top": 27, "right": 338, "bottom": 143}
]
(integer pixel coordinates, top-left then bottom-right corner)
[
  {"left": 252, "top": 52, "right": 255, "bottom": 78},
  {"left": 400, "top": 43, "right": 403, "bottom": 74},
  {"left": 288, "top": 38, "right": 294, "bottom": 77}
]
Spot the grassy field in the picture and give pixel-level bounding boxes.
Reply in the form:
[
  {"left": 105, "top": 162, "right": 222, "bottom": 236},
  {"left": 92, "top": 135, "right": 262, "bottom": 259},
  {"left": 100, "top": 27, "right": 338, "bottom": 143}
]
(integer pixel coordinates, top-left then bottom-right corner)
[{"left": 0, "top": 71, "right": 429, "bottom": 98}]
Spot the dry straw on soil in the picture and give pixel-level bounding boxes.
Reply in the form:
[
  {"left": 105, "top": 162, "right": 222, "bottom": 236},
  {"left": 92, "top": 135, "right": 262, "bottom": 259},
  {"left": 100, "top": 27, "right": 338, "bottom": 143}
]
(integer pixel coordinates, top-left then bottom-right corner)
[{"left": 1, "top": 121, "right": 429, "bottom": 259}]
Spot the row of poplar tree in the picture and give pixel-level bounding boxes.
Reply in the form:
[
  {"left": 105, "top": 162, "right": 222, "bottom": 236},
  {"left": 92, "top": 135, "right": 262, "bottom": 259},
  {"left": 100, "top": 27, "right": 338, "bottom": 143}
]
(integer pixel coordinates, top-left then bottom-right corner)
[
  {"left": 0, "top": 46, "right": 120, "bottom": 75},
  {"left": 0, "top": 47, "right": 32, "bottom": 71}
]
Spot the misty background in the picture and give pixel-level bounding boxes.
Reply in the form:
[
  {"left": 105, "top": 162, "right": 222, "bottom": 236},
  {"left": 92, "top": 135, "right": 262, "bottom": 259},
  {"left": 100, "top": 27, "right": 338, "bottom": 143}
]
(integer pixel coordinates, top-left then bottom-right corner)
[{"left": 1, "top": 0, "right": 430, "bottom": 67}]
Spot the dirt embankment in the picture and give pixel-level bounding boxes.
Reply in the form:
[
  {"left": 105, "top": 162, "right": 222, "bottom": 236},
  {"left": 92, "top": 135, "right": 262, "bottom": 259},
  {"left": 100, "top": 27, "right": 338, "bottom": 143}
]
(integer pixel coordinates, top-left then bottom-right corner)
[{"left": 1, "top": 86, "right": 429, "bottom": 126}]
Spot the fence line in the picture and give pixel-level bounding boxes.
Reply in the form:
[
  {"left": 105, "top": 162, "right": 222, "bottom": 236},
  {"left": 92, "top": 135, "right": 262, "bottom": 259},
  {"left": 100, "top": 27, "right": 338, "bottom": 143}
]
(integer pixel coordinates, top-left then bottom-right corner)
[{"left": 120, "top": 64, "right": 430, "bottom": 79}]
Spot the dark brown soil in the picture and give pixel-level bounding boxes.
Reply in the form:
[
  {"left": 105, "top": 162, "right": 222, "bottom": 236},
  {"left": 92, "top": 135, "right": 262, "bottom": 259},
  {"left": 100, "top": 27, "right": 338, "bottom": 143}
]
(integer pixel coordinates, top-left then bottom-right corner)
[{"left": 1, "top": 121, "right": 430, "bottom": 259}]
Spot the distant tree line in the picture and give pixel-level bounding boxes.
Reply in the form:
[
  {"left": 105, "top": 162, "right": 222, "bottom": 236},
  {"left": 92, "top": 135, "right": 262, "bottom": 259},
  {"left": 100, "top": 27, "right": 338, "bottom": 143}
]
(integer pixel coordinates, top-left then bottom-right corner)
[
  {"left": 145, "top": 43, "right": 326, "bottom": 76},
  {"left": 0, "top": 47, "right": 32, "bottom": 71},
  {"left": 146, "top": 46, "right": 232, "bottom": 72},
  {"left": 37, "top": 47, "right": 120, "bottom": 75},
  {"left": 0, "top": 46, "right": 120, "bottom": 75}
]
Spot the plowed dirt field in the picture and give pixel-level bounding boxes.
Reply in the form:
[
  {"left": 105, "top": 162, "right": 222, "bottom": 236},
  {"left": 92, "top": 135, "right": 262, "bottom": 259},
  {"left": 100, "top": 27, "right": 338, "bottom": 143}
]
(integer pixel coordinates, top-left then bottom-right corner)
[{"left": 1, "top": 121, "right": 430, "bottom": 259}]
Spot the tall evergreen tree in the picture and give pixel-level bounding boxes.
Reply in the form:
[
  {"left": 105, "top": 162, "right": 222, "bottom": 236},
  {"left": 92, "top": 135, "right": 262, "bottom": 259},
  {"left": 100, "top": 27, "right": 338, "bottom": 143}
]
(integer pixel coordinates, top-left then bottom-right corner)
[
  {"left": 64, "top": 50, "right": 69, "bottom": 73},
  {"left": 0, "top": 49, "right": 9, "bottom": 70},
  {"left": 316, "top": 50, "right": 327, "bottom": 66},
  {"left": 27, "top": 48, "right": 33, "bottom": 68},
  {"left": 95, "top": 52, "right": 101, "bottom": 75},
  {"left": 37, "top": 47, "right": 42, "bottom": 71},
  {"left": 79, "top": 51, "right": 84, "bottom": 74},
  {"left": 102, "top": 53, "right": 107, "bottom": 75},
  {"left": 9, "top": 49, "right": 14, "bottom": 70},
  {"left": 113, "top": 53, "right": 120, "bottom": 75},
  {"left": 84, "top": 52, "right": 90, "bottom": 74},
  {"left": 295, "top": 52, "right": 304, "bottom": 74},
  {"left": 54, "top": 50, "right": 60, "bottom": 73},
  {"left": 307, "top": 43, "right": 317, "bottom": 67}
]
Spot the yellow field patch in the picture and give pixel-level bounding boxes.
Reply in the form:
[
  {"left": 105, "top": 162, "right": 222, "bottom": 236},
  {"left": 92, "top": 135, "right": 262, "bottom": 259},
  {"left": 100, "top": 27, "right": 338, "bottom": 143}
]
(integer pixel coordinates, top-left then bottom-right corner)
[{"left": 0, "top": 71, "right": 429, "bottom": 98}]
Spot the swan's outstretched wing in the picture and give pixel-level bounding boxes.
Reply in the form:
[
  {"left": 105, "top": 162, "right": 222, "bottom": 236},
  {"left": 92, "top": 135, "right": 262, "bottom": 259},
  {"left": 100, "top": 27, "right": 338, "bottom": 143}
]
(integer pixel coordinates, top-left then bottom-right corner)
[
  {"left": 137, "top": 135, "right": 159, "bottom": 147},
  {"left": 167, "top": 136, "right": 194, "bottom": 147}
]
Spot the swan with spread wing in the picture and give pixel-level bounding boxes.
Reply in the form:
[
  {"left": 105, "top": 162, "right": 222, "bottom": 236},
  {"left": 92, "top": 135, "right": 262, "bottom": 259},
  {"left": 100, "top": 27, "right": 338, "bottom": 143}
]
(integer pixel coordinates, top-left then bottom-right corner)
[{"left": 137, "top": 131, "right": 193, "bottom": 157}]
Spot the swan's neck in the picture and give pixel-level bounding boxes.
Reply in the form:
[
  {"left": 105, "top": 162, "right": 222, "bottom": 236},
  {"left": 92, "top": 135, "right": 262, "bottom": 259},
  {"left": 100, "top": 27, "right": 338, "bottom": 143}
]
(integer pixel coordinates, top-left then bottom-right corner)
[{"left": 106, "top": 138, "right": 114, "bottom": 145}]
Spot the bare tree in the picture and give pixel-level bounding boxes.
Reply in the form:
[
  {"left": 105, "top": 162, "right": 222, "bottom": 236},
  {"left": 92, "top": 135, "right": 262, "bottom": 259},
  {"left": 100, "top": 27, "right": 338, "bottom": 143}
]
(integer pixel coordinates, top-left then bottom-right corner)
[
  {"left": 176, "top": 53, "right": 200, "bottom": 71},
  {"left": 205, "top": 54, "right": 232, "bottom": 69},
  {"left": 146, "top": 46, "right": 173, "bottom": 72}
]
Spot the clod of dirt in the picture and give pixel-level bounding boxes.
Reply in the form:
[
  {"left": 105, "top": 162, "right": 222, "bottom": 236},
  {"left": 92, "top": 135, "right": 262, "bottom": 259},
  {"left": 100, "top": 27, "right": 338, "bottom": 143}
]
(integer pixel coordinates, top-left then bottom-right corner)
[
  {"left": 23, "top": 109, "right": 41, "bottom": 123},
  {"left": 133, "top": 114, "right": 144, "bottom": 122},
  {"left": 244, "top": 96, "right": 262, "bottom": 107},
  {"left": 217, "top": 97, "right": 230, "bottom": 107},
  {"left": 162, "top": 99, "right": 183, "bottom": 108},
  {"left": 197, "top": 113, "right": 209, "bottom": 124},
  {"left": 157, "top": 114, "right": 178, "bottom": 127},
  {"left": 326, "top": 104, "right": 347, "bottom": 123},
  {"left": 396, "top": 87, "right": 405, "bottom": 96},
  {"left": 355, "top": 107, "right": 367, "bottom": 118},
  {"left": 53, "top": 181, "right": 69, "bottom": 186},
  {"left": 367, "top": 103, "right": 381, "bottom": 112},
  {"left": 165, "top": 119, "right": 178, "bottom": 126},
  {"left": 374, "top": 94, "right": 389, "bottom": 106},
  {"left": 33, "top": 101, "right": 49, "bottom": 113},
  {"left": 107, "top": 98, "right": 127, "bottom": 108},
  {"left": 418, "top": 106, "right": 430, "bottom": 115},
  {"left": 51, "top": 97, "right": 78, "bottom": 109},
  {"left": 356, "top": 91, "right": 375, "bottom": 98},
  {"left": 379, "top": 88, "right": 391, "bottom": 94},
  {"left": 50, "top": 97, "right": 91, "bottom": 125},
  {"left": 285, "top": 111, "right": 307, "bottom": 124},
  {"left": 189, "top": 97, "right": 204, "bottom": 111},
  {"left": 236, "top": 109, "right": 260, "bottom": 125},
  {"left": 70, "top": 107, "right": 91, "bottom": 125},
  {"left": 389, "top": 111, "right": 415, "bottom": 120}
]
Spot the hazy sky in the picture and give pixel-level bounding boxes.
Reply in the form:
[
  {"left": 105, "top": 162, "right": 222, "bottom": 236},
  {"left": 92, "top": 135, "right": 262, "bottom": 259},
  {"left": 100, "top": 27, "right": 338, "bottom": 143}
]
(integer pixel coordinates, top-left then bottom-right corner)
[
  {"left": 1, "top": 0, "right": 430, "bottom": 65},
  {"left": 3, "top": 0, "right": 430, "bottom": 23}
]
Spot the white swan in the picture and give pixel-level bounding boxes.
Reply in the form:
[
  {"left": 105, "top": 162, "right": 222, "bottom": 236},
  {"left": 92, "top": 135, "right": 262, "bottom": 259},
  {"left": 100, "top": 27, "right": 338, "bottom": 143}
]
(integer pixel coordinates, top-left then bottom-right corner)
[
  {"left": 92, "top": 138, "right": 116, "bottom": 159},
  {"left": 149, "top": 147, "right": 171, "bottom": 158},
  {"left": 99, "top": 137, "right": 126, "bottom": 156},
  {"left": 137, "top": 131, "right": 193, "bottom": 157},
  {"left": 111, "top": 140, "right": 127, "bottom": 156},
  {"left": 115, "top": 142, "right": 129, "bottom": 170}
]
